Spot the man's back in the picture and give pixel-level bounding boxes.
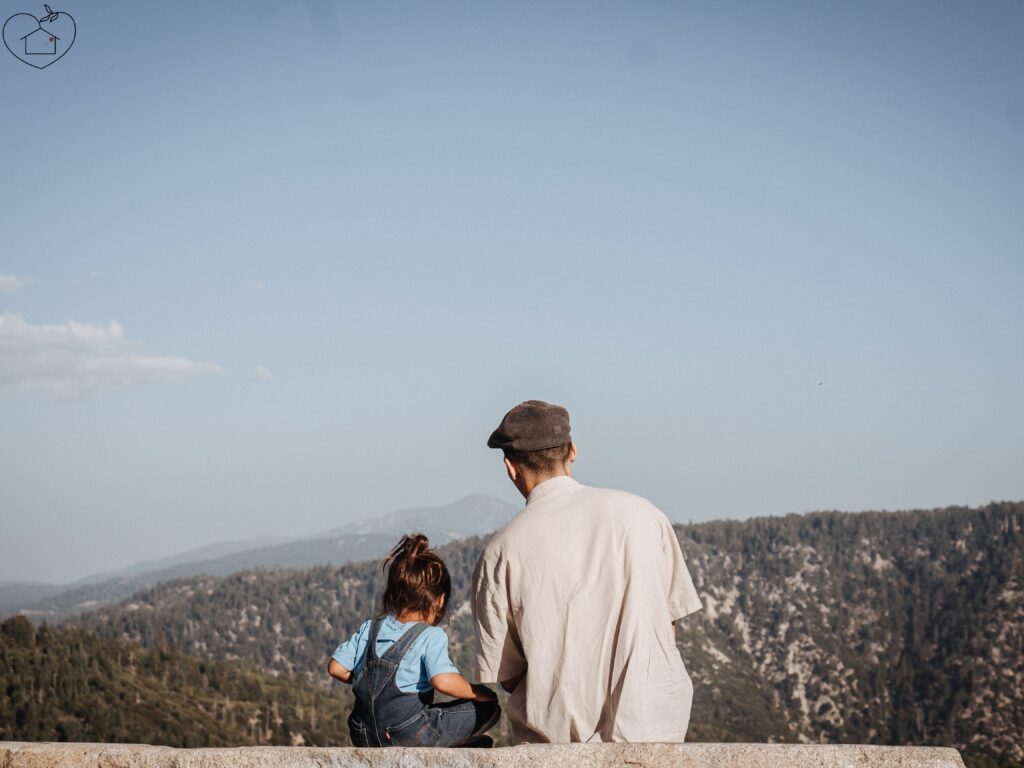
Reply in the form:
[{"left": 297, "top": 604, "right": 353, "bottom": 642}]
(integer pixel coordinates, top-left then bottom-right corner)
[{"left": 472, "top": 476, "right": 702, "bottom": 743}]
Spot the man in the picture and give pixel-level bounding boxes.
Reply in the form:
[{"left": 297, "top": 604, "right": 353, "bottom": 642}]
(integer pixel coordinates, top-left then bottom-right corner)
[{"left": 472, "top": 400, "right": 702, "bottom": 744}]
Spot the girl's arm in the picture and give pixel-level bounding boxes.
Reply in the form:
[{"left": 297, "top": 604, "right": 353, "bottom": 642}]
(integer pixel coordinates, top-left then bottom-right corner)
[
  {"left": 431, "top": 673, "right": 497, "bottom": 702},
  {"left": 327, "top": 658, "right": 352, "bottom": 684}
]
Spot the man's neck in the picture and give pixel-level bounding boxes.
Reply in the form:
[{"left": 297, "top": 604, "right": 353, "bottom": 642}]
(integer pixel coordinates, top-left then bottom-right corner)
[{"left": 521, "top": 468, "right": 572, "bottom": 498}]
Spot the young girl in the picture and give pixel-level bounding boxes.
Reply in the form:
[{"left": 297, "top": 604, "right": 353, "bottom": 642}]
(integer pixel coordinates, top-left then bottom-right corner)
[{"left": 327, "top": 534, "right": 500, "bottom": 748}]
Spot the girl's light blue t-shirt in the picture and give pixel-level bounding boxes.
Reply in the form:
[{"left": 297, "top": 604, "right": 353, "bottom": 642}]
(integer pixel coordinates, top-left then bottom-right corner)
[{"left": 331, "top": 615, "right": 459, "bottom": 693}]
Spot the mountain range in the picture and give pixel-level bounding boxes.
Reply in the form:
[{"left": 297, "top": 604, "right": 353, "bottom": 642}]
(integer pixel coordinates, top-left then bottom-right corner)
[
  {"left": 0, "top": 495, "right": 517, "bottom": 622},
  {"left": 54, "top": 500, "right": 1023, "bottom": 766},
  {"left": 2, "top": 499, "right": 1020, "bottom": 766}
]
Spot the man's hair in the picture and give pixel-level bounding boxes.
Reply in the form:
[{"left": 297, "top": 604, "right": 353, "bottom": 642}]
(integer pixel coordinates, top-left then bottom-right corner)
[{"left": 503, "top": 442, "right": 572, "bottom": 474}]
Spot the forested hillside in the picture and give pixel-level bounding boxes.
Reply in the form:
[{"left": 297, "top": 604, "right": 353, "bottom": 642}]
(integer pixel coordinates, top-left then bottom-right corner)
[
  {"left": 0, "top": 615, "right": 354, "bottom": 746},
  {"left": 682, "top": 503, "right": 1024, "bottom": 767},
  {"left": 55, "top": 502, "right": 1024, "bottom": 765}
]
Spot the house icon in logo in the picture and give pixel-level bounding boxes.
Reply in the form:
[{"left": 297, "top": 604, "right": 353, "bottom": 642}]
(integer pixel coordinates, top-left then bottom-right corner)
[{"left": 21, "top": 26, "right": 58, "bottom": 55}]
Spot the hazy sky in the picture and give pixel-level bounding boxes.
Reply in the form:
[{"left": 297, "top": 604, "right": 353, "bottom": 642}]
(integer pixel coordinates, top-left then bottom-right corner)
[{"left": 1, "top": 1, "right": 1022, "bottom": 584}]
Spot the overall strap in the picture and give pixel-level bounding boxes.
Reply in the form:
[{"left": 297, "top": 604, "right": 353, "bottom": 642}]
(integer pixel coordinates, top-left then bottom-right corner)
[
  {"left": 380, "top": 621, "right": 431, "bottom": 663},
  {"left": 364, "top": 618, "right": 386, "bottom": 662}
]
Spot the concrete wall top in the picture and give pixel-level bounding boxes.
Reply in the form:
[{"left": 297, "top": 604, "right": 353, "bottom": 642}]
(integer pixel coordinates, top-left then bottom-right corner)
[{"left": 0, "top": 742, "right": 966, "bottom": 768}]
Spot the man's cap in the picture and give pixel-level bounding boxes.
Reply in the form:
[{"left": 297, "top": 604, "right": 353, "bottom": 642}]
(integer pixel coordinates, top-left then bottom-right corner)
[{"left": 487, "top": 400, "right": 572, "bottom": 452}]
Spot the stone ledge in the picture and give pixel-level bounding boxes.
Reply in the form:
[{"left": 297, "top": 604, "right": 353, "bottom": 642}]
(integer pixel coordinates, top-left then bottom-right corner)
[{"left": 0, "top": 742, "right": 966, "bottom": 768}]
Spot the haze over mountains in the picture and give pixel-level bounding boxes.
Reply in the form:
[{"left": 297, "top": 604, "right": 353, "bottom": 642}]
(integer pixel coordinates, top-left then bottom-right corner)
[{"left": 0, "top": 495, "right": 517, "bottom": 622}]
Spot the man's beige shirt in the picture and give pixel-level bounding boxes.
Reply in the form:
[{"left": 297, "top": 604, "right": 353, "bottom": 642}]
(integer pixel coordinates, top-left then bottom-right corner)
[{"left": 472, "top": 476, "right": 702, "bottom": 743}]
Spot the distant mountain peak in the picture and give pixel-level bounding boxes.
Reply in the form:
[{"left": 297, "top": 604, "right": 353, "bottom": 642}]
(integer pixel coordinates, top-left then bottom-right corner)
[{"left": 311, "top": 494, "right": 518, "bottom": 540}]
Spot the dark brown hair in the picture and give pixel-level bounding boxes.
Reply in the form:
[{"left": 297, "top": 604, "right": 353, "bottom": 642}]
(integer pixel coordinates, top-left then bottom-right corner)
[
  {"left": 503, "top": 442, "right": 573, "bottom": 474},
  {"left": 379, "top": 534, "right": 452, "bottom": 623}
]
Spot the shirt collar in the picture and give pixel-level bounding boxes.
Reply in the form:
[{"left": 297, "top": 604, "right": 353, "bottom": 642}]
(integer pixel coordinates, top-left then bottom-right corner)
[{"left": 526, "top": 475, "right": 580, "bottom": 505}]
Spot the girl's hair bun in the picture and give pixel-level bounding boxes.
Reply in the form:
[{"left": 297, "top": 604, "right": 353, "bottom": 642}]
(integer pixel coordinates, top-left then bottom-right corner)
[{"left": 401, "top": 533, "right": 430, "bottom": 559}]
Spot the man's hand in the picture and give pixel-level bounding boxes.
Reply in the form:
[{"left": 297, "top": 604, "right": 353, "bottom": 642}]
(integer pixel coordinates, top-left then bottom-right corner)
[{"left": 500, "top": 671, "right": 525, "bottom": 693}]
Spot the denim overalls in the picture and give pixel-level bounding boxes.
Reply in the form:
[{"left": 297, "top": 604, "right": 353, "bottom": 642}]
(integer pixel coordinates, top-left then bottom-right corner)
[{"left": 347, "top": 617, "right": 500, "bottom": 748}]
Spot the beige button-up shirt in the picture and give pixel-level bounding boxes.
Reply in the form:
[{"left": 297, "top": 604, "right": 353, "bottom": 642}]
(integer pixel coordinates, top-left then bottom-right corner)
[{"left": 472, "top": 476, "right": 702, "bottom": 743}]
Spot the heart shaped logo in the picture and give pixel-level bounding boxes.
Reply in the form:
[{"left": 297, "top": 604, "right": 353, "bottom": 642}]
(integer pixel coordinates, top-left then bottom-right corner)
[{"left": 3, "top": 4, "right": 76, "bottom": 70}]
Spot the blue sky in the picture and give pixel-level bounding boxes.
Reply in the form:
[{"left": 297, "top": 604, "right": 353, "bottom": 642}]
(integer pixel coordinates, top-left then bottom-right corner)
[{"left": 1, "top": 1, "right": 1022, "bottom": 583}]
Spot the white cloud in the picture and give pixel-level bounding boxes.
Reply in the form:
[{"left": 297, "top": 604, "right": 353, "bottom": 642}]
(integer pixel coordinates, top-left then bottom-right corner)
[
  {"left": 0, "top": 313, "right": 222, "bottom": 399},
  {"left": 255, "top": 364, "right": 273, "bottom": 380},
  {"left": 0, "top": 274, "right": 32, "bottom": 294}
]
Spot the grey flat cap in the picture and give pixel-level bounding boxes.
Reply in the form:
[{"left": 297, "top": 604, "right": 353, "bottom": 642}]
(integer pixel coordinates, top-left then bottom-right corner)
[{"left": 487, "top": 400, "right": 572, "bottom": 452}]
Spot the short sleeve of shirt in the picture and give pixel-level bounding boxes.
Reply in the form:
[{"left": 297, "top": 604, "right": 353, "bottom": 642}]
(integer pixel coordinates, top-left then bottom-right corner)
[
  {"left": 419, "top": 626, "right": 459, "bottom": 680},
  {"left": 659, "top": 512, "right": 703, "bottom": 621},
  {"left": 331, "top": 619, "right": 371, "bottom": 670},
  {"left": 472, "top": 547, "right": 527, "bottom": 683}
]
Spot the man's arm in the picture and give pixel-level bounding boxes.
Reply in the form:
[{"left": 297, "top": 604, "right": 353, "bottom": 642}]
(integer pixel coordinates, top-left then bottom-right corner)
[
  {"left": 472, "top": 547, "right": 527, "bottom": 685},
  {"left": 658, "top": 511, "right": 703, "bottom": 621}
]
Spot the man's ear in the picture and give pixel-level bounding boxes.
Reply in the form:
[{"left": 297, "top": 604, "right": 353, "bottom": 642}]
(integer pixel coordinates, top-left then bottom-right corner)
[{"left": 504, "top": 456, "right": 519, "bottom": 482}]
